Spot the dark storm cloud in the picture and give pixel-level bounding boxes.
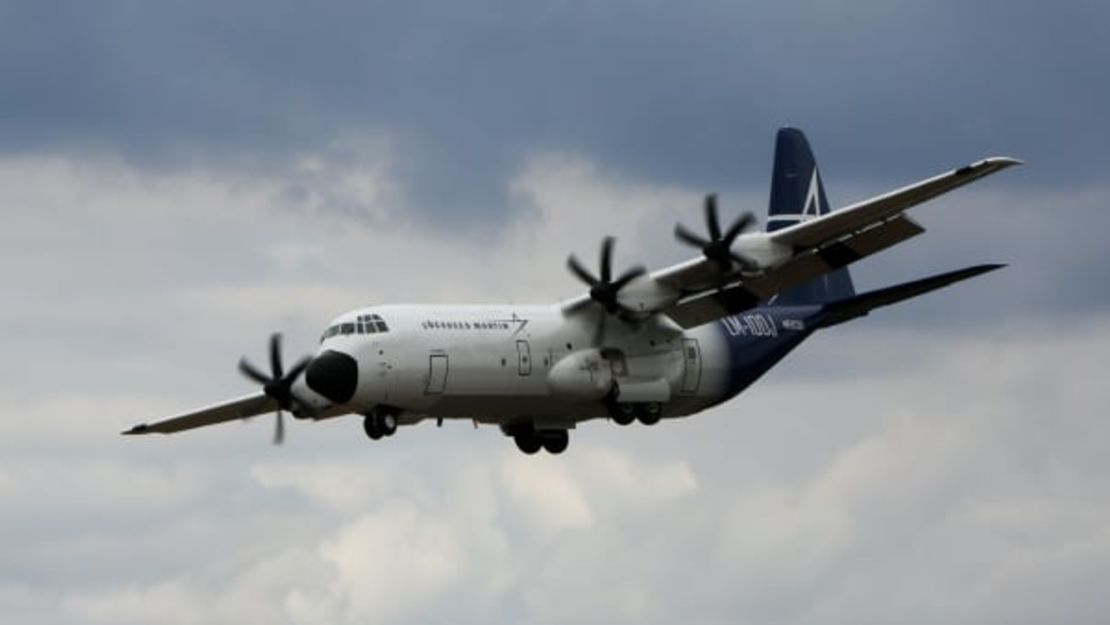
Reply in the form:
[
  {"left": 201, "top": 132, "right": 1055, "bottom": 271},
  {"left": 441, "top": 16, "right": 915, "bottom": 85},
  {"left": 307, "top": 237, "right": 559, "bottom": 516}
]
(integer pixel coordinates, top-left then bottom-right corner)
[{"left": 1, "top": 0, "right": 1107, "bottom": 220}]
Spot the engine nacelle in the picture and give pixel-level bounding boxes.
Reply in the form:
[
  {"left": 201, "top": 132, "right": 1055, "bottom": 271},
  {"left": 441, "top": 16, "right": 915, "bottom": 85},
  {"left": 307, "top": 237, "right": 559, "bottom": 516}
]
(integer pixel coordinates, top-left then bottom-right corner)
[{"left": 547, "top": 349, "right": 613, "bottom": 400}]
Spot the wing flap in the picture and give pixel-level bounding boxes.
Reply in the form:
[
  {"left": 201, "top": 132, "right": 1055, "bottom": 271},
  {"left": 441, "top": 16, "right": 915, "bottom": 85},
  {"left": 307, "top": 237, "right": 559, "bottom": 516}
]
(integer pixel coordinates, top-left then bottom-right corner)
[
  {"left": 664, "top": 214, "right": 925, "bottom": 328},
  {"left": 123, "top": 392, "right": 276, "bottom": 435}
]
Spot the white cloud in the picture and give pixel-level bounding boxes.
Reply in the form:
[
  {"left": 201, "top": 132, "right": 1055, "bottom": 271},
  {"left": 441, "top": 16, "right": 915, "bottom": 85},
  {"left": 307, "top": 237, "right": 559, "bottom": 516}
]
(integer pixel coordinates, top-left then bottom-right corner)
[
  {"left": 501, "top": 452, "right": 595, "bottom": 534},
  {"left": 2, "top": 152, "right": 1109, "bottom": 625}
]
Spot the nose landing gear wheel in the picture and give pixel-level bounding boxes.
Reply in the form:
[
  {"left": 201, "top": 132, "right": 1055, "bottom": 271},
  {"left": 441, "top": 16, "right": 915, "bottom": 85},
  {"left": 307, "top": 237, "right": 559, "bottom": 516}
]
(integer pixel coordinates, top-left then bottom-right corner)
[
  {"left": 379, "top": 413, "right": 397, "bottom": 436},
  {"left": 362, "top": 416, "right": 382, "bottom": 440},
  {"left": 362, "top": 411, "right": 398, "bottom": 440}
]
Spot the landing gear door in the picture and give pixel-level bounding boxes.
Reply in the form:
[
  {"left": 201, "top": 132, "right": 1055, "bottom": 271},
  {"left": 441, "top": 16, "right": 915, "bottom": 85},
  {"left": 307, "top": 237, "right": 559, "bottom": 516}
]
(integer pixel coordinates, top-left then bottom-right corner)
[
  {"left": 681, "top": 338, "right": 701, "bottom": 394},
  {"left": 426, "top": 353, "right": 448, "bottom": 395}
]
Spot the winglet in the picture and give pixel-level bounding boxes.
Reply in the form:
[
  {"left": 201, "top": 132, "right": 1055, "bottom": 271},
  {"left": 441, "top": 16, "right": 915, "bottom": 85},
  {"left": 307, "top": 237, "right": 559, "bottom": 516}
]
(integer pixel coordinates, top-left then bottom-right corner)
[{"left": 956, "top": 156, "right": 1024, "bottom": 176}]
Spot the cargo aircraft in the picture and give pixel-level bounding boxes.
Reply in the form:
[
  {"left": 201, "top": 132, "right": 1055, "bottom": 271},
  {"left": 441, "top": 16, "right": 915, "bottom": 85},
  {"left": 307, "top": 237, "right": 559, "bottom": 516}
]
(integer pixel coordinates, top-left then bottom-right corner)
[{"left": 124, "top": 128, "right": 1020, "bottom": 454}]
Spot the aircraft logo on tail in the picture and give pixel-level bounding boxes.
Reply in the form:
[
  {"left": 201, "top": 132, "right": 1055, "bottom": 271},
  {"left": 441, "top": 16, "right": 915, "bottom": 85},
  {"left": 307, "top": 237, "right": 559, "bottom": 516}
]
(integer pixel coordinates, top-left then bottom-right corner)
[{"left": 773, "top": 168, "right": 825, "bottom": 224}]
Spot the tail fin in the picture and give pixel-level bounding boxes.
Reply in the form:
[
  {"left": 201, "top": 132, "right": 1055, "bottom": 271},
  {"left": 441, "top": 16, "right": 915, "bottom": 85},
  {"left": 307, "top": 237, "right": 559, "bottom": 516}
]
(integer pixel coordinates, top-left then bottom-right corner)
[{"left": 766, "top": 128, "right": 855, "bottom": 305}]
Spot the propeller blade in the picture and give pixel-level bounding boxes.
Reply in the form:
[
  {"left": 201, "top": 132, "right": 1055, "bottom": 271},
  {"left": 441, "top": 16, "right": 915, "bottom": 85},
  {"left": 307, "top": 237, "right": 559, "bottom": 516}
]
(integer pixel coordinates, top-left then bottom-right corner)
[
  {"left": 610, "top": 265, "right": 646, "bottom": 291},
  {"left": 723, "top": 212, "right": 756, "bottom": 243},
  {"left": 269, "top": 333, "right": 283, "bottom": 379},
  {"left": 567, "top": 255, "right": 599, "bottom": 287},
  {"left": 238, "top": 358, "right": 271, "bottom": 385},
  {"left": 704, "top": 194, "right": 721, "bottom": 240},
  {"left": 273, "top": 410, "right": 284, "bottom": 445},
  {"left": 674, "top": 223, "right": 711, "bottom": 248},
  {"left": 599, "top": 236, "right": 614, "bottom": 283},
  {"left": 593, "top": 310, "right": 608, "bottom": 347},
  {"left": 285, "top": 356, "right": 311, "bottom": 383}
]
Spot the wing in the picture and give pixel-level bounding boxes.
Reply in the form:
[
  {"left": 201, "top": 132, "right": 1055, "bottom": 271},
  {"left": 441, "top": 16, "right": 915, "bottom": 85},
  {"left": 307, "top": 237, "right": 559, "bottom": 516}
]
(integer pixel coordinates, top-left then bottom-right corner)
[
  {"left": 564, "top": 156, "right": 1020, "bottom": 327},
  {"left": 768, "top": 157, "right": 1022, "bottom": 249},
  {"left": 122, "top": 392, "right": 276, "bottom": 435},
  {"left": 664, "top": 213, "right": 926, "bottom": 327}
]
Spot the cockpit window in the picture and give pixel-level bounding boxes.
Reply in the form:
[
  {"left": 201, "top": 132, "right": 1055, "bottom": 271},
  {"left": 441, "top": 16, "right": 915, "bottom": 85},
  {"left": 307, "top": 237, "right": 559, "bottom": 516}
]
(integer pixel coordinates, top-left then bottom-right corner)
[
  {"left": 320, "top": 314, "right": 390, "bottom": 342},
  {"left": 362, "top": 314, "right": 389, "bottom": 332}
]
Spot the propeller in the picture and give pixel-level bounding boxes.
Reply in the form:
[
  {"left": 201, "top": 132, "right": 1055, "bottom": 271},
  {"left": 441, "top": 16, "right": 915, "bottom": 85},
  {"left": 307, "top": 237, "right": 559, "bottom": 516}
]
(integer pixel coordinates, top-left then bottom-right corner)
[
  {"left": 567, "top": 236, "right": 646, "bottom": 316},
  {"left": 674, "top": 193, "right": 759, "bottom": 271},
  {"left": 238, "top": 333, "right": 312, "bottom": 445},
  {"left": 567, "top": 236, "right": 646, "bottom": 345}
]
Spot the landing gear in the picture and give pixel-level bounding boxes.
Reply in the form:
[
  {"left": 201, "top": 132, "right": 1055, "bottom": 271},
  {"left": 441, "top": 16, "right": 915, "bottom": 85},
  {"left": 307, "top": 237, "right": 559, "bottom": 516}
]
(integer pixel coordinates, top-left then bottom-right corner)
[
  {"left": 608, "top": 402, "right": 663, "bottom": 426},
  {"left": 508, "top": 425, "right": 570, "bottom": 455},
  {"left": 362, "top": 410, "right": 398, "bottom": 440}
]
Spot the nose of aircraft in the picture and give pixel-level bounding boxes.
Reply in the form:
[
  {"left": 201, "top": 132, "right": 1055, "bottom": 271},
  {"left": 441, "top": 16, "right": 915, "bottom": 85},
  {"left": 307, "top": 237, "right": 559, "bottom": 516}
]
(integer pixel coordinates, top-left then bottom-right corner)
[{"left": 306, "top": 350, "right": 358, "bottom": 404}]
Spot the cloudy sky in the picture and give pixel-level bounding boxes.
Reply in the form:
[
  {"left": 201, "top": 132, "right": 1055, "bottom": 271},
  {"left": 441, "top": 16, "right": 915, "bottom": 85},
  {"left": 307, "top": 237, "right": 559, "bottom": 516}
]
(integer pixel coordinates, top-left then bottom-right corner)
[{"left": 2, "top": 1, "right": 1109, "bottom": 623}]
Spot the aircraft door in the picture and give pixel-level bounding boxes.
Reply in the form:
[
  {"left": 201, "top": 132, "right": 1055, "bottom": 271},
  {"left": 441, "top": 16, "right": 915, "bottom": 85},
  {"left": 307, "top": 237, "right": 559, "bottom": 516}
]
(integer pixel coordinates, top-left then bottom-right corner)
[
  {"left": 681, "top": 338, "right": 701, "bottom": 393},
  {"left": 426, "top": 353, "right": 448, "bottom": 394},
  {"left": 516, "top": 340, "right": 532, "bottom": 376}
]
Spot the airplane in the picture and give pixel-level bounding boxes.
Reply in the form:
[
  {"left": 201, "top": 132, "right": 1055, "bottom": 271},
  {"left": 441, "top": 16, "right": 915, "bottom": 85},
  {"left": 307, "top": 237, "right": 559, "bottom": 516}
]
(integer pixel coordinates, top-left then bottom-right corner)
[{"left": 123, "top": 128, "right": 1020, "bottom": 455}]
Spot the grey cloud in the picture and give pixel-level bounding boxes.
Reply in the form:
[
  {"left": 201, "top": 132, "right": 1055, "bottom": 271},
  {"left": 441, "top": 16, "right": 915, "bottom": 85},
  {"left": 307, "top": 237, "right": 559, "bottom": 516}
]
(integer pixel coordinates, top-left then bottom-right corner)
[
  {"left": 2, "top": 7, "right": 1109, "bottom": 621},
  {"left": 1, "top": 1, "right": 1107, "bottom": 223}
]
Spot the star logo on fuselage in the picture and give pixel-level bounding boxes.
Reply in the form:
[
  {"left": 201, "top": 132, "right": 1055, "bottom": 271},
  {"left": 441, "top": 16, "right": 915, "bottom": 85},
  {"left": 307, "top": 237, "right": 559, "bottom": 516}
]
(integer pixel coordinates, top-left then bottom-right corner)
[{"left": 491, "top": 313, "right": 530, "bottom": 337}]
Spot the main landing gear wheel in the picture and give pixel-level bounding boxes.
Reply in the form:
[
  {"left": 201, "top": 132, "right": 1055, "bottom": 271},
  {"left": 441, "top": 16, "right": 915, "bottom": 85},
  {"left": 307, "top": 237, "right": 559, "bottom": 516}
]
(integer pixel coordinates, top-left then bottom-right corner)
[
  {"left": 610, "top": 402, "right": 636, "bottom": 426},
  {"left": 541, "top": 430, "right": 569, "bottom": 454},
  {"left": 514, "top": 432, "right": 543, "bottom": 455},
  {"left": 362, "top": 412, "right": 398, "bottom": 440},
  {"left": 635, "top": 402, "right": 662, "bottom": 426},
  {"left": 511, "top": 427, "right": 570, "bottom": 455},
  {"left": 608, "top": 402, "right": 663, "bottom": 426}
]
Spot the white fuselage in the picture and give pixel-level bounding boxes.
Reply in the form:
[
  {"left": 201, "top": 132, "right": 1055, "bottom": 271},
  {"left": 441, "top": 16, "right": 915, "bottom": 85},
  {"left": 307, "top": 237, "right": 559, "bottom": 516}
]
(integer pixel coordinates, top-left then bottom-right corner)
[{"left": 299, "top": 304, "right": 738, "bottom": 427}]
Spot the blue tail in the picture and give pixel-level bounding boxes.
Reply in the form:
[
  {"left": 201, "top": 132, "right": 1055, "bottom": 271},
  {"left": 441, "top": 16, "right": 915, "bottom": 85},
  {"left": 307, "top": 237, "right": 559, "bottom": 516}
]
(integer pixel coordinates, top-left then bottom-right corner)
[{"left": 765, "top": 128, "right": 855, "bottom": 305}]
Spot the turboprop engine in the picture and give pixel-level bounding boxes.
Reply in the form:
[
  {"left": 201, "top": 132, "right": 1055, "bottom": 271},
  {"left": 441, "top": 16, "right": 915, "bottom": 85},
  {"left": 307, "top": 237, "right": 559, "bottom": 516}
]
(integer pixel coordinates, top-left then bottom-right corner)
[{"left": 546, "top": 349, "right": 613, "bottom": 400}]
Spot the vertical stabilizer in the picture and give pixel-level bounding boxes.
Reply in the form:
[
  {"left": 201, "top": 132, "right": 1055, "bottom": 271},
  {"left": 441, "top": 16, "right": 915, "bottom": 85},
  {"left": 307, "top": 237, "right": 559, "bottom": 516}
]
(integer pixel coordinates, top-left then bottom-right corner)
[{"left": 766, "top": 128, "right": 855, "bottom": 304}]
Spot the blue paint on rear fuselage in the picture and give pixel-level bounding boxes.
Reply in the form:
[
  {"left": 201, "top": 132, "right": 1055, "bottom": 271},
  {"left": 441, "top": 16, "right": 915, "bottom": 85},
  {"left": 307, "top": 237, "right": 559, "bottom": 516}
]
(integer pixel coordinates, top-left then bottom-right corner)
[{"left": 714, "top": 304, "right": 826, "bottom": 401}]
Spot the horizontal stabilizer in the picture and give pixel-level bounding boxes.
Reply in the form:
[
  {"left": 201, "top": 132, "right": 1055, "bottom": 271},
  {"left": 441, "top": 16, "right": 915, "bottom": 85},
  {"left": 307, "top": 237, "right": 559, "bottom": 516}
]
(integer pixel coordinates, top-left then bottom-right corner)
[{"left": 818, "top": 264, "right": 1005, "bottom": 328}]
